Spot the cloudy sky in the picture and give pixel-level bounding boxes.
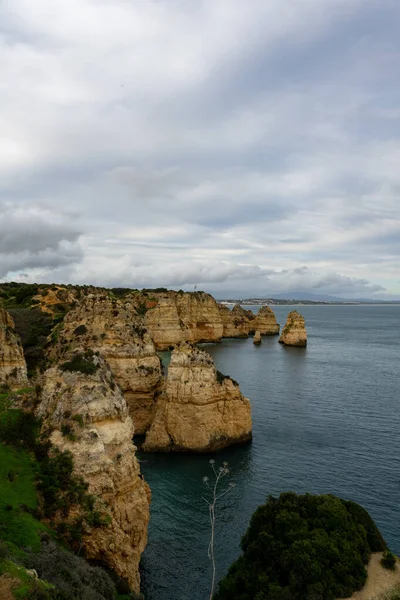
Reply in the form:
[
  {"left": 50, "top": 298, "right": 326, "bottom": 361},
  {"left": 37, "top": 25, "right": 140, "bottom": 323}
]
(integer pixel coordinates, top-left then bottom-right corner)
[{"left": 1, "top": 0, "right": 400, "bottom": 298}]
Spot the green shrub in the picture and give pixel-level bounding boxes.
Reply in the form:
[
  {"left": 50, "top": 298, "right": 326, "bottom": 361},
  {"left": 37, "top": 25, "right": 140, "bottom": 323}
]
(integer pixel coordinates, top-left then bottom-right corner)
[
  {"left": 215, "top": 493, "right": 387, "bottom": 600},
  {"left": 38, "top": 449, "right": 88, "bottom": 519},
  {"left": 25, "top": 538, "right": 116, "bottom": 600},
  {"left": 73, "top": 324, "right": 87, "bottom": 336},
  {"left": 60, "top": 353, "right": 98, "bottom": 375},
  {"left": 216, "top": 370, "right": 239, "bottom": 387},
  {"left": 0, "top": 408, "right": 40, "bottom": 450},
  {"left": 381, "top": 550, "right": 397, "bottom": 570}
]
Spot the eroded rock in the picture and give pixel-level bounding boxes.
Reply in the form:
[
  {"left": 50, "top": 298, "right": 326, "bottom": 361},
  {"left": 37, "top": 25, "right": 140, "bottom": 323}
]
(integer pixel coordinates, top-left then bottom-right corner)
[
  {"left": 143, "top": 343, "right": 252, "bottom": 452},
  {"left": 37, "top": 357, "right": 150, "bottom": 593},
  {"left": 0, "top": 306, "right": 28, "bottom": 388},
  {"left": 279, "top": 310, "right": 307, "bottom": 347}
]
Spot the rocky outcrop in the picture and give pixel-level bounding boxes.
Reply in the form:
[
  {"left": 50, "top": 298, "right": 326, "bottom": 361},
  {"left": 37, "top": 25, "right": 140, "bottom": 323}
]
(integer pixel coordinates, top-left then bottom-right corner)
[
  {"left": 144, "top": 291, "right": 224, "bottom": 349},
  {"left": 279, "top": 310, "right": 307, "bottom": 347},
  {"left": 56, "top": 294, "right": 163, "bottom": 434},
  {"left": 37, "top": 356, "right": 150, "bottom": 593},
  {"left": 218, "top": 303, "right": 251, "bottom": 338},
  {"left": 0, "top": 306, "right": 28, "bottom": 388},
  {"left": 253, "top": 331, "right": 262, "bottom": 345},
  {"left": 251, "top": 306, "right": 280, "bottom": 336},
  {"left": 143, "top": 343, "right": 252, "bottom": 452}
]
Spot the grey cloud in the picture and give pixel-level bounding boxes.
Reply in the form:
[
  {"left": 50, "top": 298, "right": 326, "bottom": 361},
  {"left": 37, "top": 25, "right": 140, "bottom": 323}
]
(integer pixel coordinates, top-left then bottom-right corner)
[
  {"left": 0, "top": 204, "right": 83, "bottom": 277},
  {"left": 0, "top": 204, "right": 81, "bottom": 253},
  {"left": 1, "top": 1, "right": 400, "bottom": 298}
]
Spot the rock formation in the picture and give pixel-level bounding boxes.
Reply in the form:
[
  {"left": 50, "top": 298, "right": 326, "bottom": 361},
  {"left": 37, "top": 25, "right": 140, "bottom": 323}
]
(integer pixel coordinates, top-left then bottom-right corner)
[
  {"left": 279, "top": 310, "right": 307, "bottom": 347},
  {"left": 143, "top": 343, "right": 252, "bottom": 452},
  {"left": 0, "top": 306, "right": 28, "bottom": 388},
  {"left": 56, "top": 294, "right": 163, "bottom": 433},
  {"left": 37, "top": 356, "right": 150, "bottom": 593},
  {"left": 218, "top": 303, "right": 251, "bottom": 338},
  {"left": 144, "top": 291, "right": 224, "bottom": 349},
  {"left": 251, "top": 305, "right": 280, "bottom": 335},
  {"left": 253, "top": 331, "right": 262, "bottom": 345}
]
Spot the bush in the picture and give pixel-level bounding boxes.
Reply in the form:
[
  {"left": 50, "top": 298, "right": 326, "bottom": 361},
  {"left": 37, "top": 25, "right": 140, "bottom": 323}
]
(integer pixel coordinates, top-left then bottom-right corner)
[
  {"left": 381, "top": 551, "right": 397, "bottom": 570},
  {"left": 73, "top": 324, "right": 87, "bottom": 336},
  {"left": 60, "top": 353, "right": 98, "bottom": 375},
  {"left": 215, "top": 493, "right": 387, "bottom": 600},
  {"left": 38, "top": 449, "right": 88, "bottom": 519},
  {"left": 0, "top": 408, "right": 40, "bottom": 450},
  {"left": 25, "top": 538, "right": 116, "bottom": 600}
]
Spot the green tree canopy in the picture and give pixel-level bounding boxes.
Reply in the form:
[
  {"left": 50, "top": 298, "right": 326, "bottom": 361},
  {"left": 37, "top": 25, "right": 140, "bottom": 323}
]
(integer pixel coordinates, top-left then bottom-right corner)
[{"left": 215, "top": 492, "right": 387, "bottom": 600}]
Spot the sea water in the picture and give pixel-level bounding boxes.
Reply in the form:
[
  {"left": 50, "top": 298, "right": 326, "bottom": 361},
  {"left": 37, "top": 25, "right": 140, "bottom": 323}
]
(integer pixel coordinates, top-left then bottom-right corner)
[{"left": 139, "top": 305, "right": 400, "bottom": 600}]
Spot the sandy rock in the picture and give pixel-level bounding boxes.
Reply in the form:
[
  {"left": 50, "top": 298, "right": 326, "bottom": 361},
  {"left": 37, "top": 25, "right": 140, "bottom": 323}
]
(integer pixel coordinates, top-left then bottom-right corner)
[
  {"left": 143, "top": 343, "right": 252, "bottom": 452},
  {"left": 251, "top": 306, "right": 280, "bottom": 336},
  {"left": 253, "top": 330, "right": 262, "bottom": 345},
  {"left": 144, "top": 291, "right": 224, "bottom": 350},
  {"left": 37, "top": 358, "right": 150, "bottom": 593},
  {"left": 0, "top": 306, "right": 28, "bottom": 388},
  {"left": 55, "top": 294, "right": 163, "bottom": 433},
  {"left": 279, "top": 310, "right": 307, "bottom": 347}
]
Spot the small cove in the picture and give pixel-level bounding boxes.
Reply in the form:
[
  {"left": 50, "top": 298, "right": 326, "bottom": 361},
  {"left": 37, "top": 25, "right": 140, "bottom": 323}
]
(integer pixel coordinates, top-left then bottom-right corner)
[{"left": 139, "top": 305, "right": 400, "bottom": 600}]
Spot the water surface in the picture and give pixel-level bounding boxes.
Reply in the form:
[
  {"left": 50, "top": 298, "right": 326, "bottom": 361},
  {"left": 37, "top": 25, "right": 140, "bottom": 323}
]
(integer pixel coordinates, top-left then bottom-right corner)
[{"left": 140, "top": 305, "right": 400, "bottom": 600}]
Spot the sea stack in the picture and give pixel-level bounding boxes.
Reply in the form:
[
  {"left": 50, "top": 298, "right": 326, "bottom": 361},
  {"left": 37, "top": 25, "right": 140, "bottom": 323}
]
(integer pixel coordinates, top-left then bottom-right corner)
[
  {"left": 252, "top": 305, "right": 280, "bottom": 335},
  {"left": 253, "top": 330, "right": 262, "bottom": 345},
  {"left": 143, "top": 342, "right": 252, "bottom": 452},
  {"left": 0, "top": 306, "right": 28, "bottom": 388},
  {"left": 279, "top": 310, "right": 307, "bottom": 347}
]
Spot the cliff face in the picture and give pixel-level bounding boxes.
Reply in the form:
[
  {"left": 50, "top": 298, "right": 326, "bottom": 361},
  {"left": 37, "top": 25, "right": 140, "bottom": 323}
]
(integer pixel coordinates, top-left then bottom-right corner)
[
  {"left": 0, "top": 306, "right": 28, "bottom": 388},
  {"left": 218, "top": 303, "right": 250, "bottom": 338},
  {"left": 56, "top": 294, "right": 163, "bottom": 434},
  {"left": 144, "top": 291, "right": 224, "bottom": 349},
  {"left": 37, "top": 357, "right": 150, "bottom": 592},
  {"left": 252, "top": 305, "right": 280, "bottom": 335},
  {"left": 279, "top": 310, "right": 307, "bottom": 347},
  {"left": 143, "top": 343, "right": 252, "bottom": 452}
]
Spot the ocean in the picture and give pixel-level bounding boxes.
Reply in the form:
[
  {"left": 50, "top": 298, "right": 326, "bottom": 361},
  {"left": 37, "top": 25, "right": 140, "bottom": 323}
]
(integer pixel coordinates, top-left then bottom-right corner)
[{"left": 139, "top": 305, "right": 400, "bottom": 600}]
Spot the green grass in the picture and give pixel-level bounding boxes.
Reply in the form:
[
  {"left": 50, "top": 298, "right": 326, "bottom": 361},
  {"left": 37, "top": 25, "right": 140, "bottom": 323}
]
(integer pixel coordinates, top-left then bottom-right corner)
[{"left": 0, "top": 444, "right": 46, "bottom": 551}]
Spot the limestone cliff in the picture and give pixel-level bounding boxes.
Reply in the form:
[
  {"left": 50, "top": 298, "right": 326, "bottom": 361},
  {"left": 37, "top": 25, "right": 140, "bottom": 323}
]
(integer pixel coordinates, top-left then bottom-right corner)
[
  {"left": 218, "top": 303, "right": 250, "bottom": 338},
  {"left": 0, "top": 306, "right": 28, "bottom": 388},
  {"left": 279, "top": 310, "right": 307, "bottom": 347},
  {"left": 56, "top": 294, "right": 163, "bottom": 434},
  {"left": 143, "top": 343, "right": 252, "bottom": 452},
  {"left": 251, "top": 305, "right": 280, "bottom": 336},
  {"left": 144, "top": 291, "right": 224, "bottom": 349},
  {"left": 37, "top": 356, "right": 150, "bottom": 592}
]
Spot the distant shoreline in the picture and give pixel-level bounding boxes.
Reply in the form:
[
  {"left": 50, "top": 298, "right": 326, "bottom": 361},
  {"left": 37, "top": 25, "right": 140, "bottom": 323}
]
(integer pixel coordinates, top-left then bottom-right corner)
[{"left": 219, "top": 300, "right": 400, "bottom": 306}]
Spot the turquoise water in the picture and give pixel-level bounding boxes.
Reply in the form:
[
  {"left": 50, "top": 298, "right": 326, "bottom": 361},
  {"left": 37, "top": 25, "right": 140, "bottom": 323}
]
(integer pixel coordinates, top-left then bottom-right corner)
[{"left": 139, "top": 305, "right": 400, "bottom": 600}]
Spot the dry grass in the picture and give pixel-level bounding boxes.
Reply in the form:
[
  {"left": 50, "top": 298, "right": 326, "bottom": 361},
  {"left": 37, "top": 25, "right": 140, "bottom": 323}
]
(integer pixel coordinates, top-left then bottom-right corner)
[
  {"left": 0, "top": 575, "right": 18, "bottom": 600},
  {"left": 339, "top": 553, "right": 400, "bottom": 600}
]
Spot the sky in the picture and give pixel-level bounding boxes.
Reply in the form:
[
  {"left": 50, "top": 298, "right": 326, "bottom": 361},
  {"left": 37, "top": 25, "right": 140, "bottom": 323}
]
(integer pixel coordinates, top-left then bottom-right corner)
[{"left": 1, "top": 0, "right": 400, "bottom": 299}]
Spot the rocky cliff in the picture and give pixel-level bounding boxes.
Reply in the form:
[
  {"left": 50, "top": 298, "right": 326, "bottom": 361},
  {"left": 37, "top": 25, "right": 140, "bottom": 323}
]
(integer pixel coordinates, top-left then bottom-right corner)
[
  {"left": 55, "top": 294, "right": 163, "bottom": 433},
  {"left": 144, "top": 291, "right": 224, "bottom": 349},
  {"left": 251, "top": 305, "right": 280, "bottom": 335},
  {"left": 0, "top": 306, "right": 28, "bottom": 388},
  {"left": 37, "top": 355, "right": 150, "bottom": 592},
  {"left": 279, "top": 310, "right": 307, "bottom": 347},
  {"left": 218, "top": 303, "right": 251, "bottom": 338},
  {"left": 143, "top": 343, "right": 252, "bottom": 452}
]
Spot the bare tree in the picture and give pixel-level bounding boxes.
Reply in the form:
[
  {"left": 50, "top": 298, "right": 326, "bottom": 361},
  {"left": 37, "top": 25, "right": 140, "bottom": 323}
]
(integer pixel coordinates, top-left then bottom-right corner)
[{"left": 202, "top": 460, "right": 235, "bottom": 600}]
